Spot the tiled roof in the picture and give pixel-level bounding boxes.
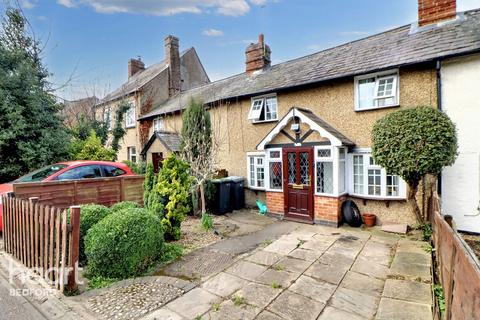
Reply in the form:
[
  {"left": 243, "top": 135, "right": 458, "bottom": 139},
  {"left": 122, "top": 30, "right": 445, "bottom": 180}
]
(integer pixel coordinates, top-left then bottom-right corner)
[
  {"left": 140, "top": 9, "right": 480, "bottom": 120},
  {"left": 99, "top": 48, "right": 193, "bottom": 105},
  {"left": 157, "top": 131, "right": 181, "bottom": 152}
]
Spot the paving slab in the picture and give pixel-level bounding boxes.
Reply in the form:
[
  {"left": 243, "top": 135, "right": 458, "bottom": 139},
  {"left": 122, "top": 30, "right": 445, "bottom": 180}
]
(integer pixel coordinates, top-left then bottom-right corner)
[
  {"left": 245, "top": 250, "right": 283, "bottom": 266},
  {"left": 273, "top": 256, "right": 312, "bottom": 274},
  {"left": 255, "top": 269, "right": 299, "bottom": 288},
  {"left": 375, "top": 298, "right": 432, "bottom": 320},
  {"left": 205, "top": 299, "right": 260, "bottom": 320},
  {"left": 396, "top": 240, "right": 427, "bottom": 255},
  {"left": 263, "top": 237, "right": 300, "bottom": 255},
  {"left": 225, "top": 260, "right": 268, "bottom": 282},
  {"left": 286, "top": 230, "right": 316, "bottom": 241},
  {"left": 142, "top": 308, "right": 184, "bottom": 320},
  {"left": 330, "top": 287, "right": 380, "bottom": 319},
  {"left": 255, "top": 310, "right": 283, "bottom": 320},
  {"left": 201, "top": 272, "right": 248, "bottom": 298},
  {"left": 267, "top": 290, "right": 325, "bottom": 320},
  {"left": 304, "top": 261, "right": 350, "bottom": 285},
  {"left": 381, "top": 224, "right": 408, "bottom": 234},
  {"left": 383, "top": 279, "right": 432, "bottom": 304},
  {"left": 393, "top": 251, "right": 432, "bottom": 267},
  {"left": 318, "top": 306, "right": 368, "bottom": 320},
  {"left": 351, "top": 256, "right": 390, "bottom": 280},
  {"left": 165, "top": 288, "right": 220, "bottom": 319},
  {"left": 287, "top": 248, "right": 320, "bottom": 262},
  {"left": 389, "top": 261, "right": 431, "bottom": 282},
  {"left": 339, "top": 271, "right": 385, "bottom": 298},
  {"left": 289, "top": 275, "right": 336, "bottom": 303},
  {"left": 318, "top": 251, "right": 355, "bottom": 266},
  {"left": 299, "top": 239, "right": 333, "bottom": 253},
  {"left": 234, "top": 282, "right": 281, "bottom": 308}
]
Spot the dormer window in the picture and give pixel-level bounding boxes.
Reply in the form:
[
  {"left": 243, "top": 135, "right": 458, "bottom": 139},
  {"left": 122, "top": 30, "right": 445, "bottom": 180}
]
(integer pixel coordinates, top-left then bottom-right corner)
[
  {"left": 355, "top": 70, "right": 399, "bottom": 111},
  {"left": 248, "top": 95, "right": 278, "bottom": 123}
]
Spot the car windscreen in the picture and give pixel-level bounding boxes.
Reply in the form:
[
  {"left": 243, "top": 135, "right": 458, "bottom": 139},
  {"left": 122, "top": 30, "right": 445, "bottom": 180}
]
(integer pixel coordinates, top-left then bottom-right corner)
[{"left": 14, "top": 164, "right": 68, "bottom": 183}]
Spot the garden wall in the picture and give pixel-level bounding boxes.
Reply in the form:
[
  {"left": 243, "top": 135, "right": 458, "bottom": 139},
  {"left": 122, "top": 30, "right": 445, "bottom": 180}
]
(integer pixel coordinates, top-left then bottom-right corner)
[
  {"left": 429, "top": 193, "right": 480, "bottom": 320},
  {"left": 13, "top": 175, "right": 144, "bottom": 209}
]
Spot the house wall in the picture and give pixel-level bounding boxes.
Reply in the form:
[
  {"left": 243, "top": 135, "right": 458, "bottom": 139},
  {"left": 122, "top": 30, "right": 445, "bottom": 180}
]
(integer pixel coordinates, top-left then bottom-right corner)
[
  {"left": 441, "top": 53, "right": 480, "bottom": 232},
  {"left": 159, "top": 64, "right": 437, "bottom": 225},
  {"left": 145, "top": 139, "right": 172, "bottom": 164}
]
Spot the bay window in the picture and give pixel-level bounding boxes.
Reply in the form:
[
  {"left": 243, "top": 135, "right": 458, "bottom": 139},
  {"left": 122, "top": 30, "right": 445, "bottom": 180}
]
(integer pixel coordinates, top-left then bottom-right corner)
[
  {"left": 355, "top": 70, "right": 399, "bottom": 111},
  {"left": 266, "top": 149, "right": 282, "bottom": 191},
  {"left": 315, "top": 146, "right": 334, "bottom": 195},
  {"left": 248, "top": 155, "right": 265, "bottom": 189}
]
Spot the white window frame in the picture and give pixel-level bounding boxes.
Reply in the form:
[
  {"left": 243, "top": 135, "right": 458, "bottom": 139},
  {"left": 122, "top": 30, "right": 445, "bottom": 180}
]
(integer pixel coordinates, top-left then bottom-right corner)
[
  {"left": 354, "top": 69, "right": 399, "bottom": 111},
  {"left": 248, "top": 94, "right": 278, "bottom": 123},
  {"left": 125, "top": 104, "right": 136, "bottom": 128},
  {"left": 265, "top": 148, "right": 283, "bottom": 192},
  {"left": 153, "top": 117, "right": 164, "bottom": 132},
  {"left": 247, "top": 151, "right": 266, "bottom": 190},
  {"left": 314, "top": 146, "right": 335, "bottom": 196},
  {"left": 127, "top": 146, "right": 137, "bottom": 163},
  {"left": 347, "top": 149, "right": 406, "bottom": 199}
]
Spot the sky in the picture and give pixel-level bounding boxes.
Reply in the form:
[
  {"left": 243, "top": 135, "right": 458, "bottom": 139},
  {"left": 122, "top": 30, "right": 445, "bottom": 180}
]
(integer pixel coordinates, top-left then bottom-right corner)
[{"left": 3, "top": 0, "right": 480, "bottom": 100}]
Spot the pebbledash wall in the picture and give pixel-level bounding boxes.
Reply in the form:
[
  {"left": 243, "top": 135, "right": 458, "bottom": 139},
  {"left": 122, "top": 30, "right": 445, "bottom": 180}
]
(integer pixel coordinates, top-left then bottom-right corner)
[{"left": 160, "top": 64, "right": 437, "bottom": 226}]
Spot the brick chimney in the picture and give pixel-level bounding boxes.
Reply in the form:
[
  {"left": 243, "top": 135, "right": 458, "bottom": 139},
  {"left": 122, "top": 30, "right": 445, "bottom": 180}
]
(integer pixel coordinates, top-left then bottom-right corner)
[
  {"left": 165, "top": 35, "right": 181, "bottom": 96},
  {"left": 128, "top": 57, "right": 145, "bottom": 78},
  {"left": 418, "top": 0, "right": 457, "bottom": 26},
  {"left": 245, "top": 34, "right": 271, "bottom": 74}
]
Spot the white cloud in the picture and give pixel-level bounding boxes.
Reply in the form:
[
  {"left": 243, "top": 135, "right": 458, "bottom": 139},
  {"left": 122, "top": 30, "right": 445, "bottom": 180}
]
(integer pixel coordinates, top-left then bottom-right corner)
[
  {"left": 202, "top": 28, "right": 224, "bottom": 36},
  {"left": 249, "top": 0, "right": 267, "bottom": 5},
  {"left": 57, "top": 0, "right": 254, "bottom": 16},
  {"left": 458, "top": 0, "right": 480, "bottom": 11},
  {"left": 20, "top": 0, "right": 36, "bottom": 9}
]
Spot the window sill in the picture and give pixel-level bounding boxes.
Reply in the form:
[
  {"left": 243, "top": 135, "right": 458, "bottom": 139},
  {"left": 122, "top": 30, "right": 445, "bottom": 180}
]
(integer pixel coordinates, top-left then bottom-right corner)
[
  {"left": 354, "top": 104, "right": 400, "bottom": 112},
  {"left": 349, "top": 193, "right": 406, "bottom": 207},
  {"left": 247, "top": 186, "right": 266, "bottom": 191},
  {"left": 251, "top": 119, "right": 279, "bottom": 124},
  {"left": 126, "top": 125, "right": 136, "bottom": 129},
  {"left": 266, "top": 188, "right": 283, "bottom": 193}
]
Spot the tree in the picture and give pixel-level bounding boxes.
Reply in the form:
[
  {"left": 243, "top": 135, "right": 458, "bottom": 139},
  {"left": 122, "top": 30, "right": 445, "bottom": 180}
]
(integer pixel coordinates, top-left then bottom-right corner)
[
  {"left": 180, "top": 99, "right": 218, "bottom": 216},
  {"left": 0, "top": 8, "right": 70, "bottom": 183},
  {"left": 73, "top": 131, "right": 116, "bottom": 161},
  {"left": 372, "top": 106, "right": 457, "bottom": 223}
]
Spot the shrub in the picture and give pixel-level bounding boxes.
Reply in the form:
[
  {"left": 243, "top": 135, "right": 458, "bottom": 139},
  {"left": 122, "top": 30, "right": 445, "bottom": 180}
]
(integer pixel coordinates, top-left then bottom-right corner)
[
  {"left": 144, "top": 163, "right": 165, "bottom": 218},
  {"left": 110, "top": 201, "right": 140, "bottom": 213},
  {"left": 201, "top": 213, "right": 214, "bottom": 231},
  {"left": 73, "top": 131, "right": 116, "bottom": 161},
  {"left": 85, "top": 208, "right": 164, "bottom": 279},
  {"left": 123, "top": 160, "right": 147, "bottom": 174},
  {"left": 77, "top": 204, "right": 112, "bottom": 264},
  {"left": 372, "top": 106, "right": 457, "bottom": 223}
]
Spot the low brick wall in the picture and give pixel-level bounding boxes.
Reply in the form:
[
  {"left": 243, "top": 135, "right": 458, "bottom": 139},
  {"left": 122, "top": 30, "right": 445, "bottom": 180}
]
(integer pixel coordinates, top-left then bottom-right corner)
[
  {"left": 314, "top": 195, "right": 345, "bottom": 227},
  {"left": 266, "top": 191, "right": 284, "bottom": 216}
]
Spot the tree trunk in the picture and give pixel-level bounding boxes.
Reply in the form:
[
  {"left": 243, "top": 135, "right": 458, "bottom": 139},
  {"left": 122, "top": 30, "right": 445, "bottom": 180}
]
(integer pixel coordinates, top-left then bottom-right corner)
[
  {"left": 200, "top": 181, "right": 206, "bottom": 215},
  {"left": 407, "top": 182, "right": 424, "bottom": 224}
]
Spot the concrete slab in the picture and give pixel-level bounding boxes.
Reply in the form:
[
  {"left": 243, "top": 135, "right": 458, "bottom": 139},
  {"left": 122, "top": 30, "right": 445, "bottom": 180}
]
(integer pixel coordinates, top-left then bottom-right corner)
[
  {"left": 235, "top": 282, "right": 281, "bottom": 308},
  {"left": 396, "top": 240, "right": 428, "bottom": 255},
  {"left": 287, "top": 248, "right": 320, "bottom": 262},
  {"left": 143, "top": 308, "right": 184, "bottom": 320},
  {"left": 225, "top": 260, "right": 268, "bottom": 282},
  {"left": 255, "top": 310, "right": 283, "bottom": 320},
  {"left": 383, "top": 279, "right": 432, "bottom": 304},
  {"left": 393, "top": 251, "right": 432, "bottom": 267},
  {"left": 286, "top": 230, "right": 316, "bottom": 241},
  {"left": 300, "top": 239, "right": 334, "bottom": 253},
  {"left": 318, "top": 306, "right": 368, "bottom": 320},
  {"left": 304, "top": 261, "right": 350, "bottom": 285},
  {"left": 263, "top": 238, "right": 300, "bottom": 255},
  {"left": 267, "top": 290, "right": 325, "bottom": 320},
  {"left": 255, "top": 269, "right": 299, "bottom": 289},
  {"left": 274, "top": 256, "right": 312, "bottom": 274},
  {"left": 318, "top": 251, "right": 355, "bottom": 266},
  {"left": 351, "top": 256, "right": 390, "bottom": 280},
  {"left": 205, "top": 300, "right": 260, "bottom": 320},
  {"left": 381, "top": 224, "right": 408, "bottom": 234},
  {"left": 327, "top": 242, "right": 363, "bottom": 259},
  {"left": 330, "top": 287, "right": 380, "bottom": 319},
  {"left": 165, "top": 288, "right": 220, "bottom": 319},
  {"left": 289, "top": 275, "right": 336, "bottom": 303},
  {"left": 389, "top": 261, "right": 431, "bottom": 282},
  {"left": 376, "top": 298, "right": 432, "bottom": 320},
  {"left": 340, "top": 271, "right": 385, "bottom": 298},
  {"left": 245, "top": 250, "right": 283, "bottom": 266},
  {"left": 202, "top": 272, "right": 248, "bottom": 298}
]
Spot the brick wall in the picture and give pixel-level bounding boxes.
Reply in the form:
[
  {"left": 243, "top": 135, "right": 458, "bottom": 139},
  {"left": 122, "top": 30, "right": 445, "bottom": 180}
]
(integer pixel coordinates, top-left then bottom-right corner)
[
  {"left": 266, "top": 192, "right": 284, "bottom": 216},
  {"left": 418, "top": 0, "right": 456, "bottom": 26},
  {"left": 314, "top": 195, "right": 346, "bottom": 226}
]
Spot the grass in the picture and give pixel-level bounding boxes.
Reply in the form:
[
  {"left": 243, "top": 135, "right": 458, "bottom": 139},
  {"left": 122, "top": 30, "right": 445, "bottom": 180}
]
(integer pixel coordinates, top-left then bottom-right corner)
[
  {"left": 194, "top": 316, "right": 202, "bottom": 320},
  {"left": 87, "top": 276, "right": 118, "bottom": 290},
  {"left": 423, "top": 243, "right": 433, "bottom": 253},
  {"left": 296, "top": 239, "right": 306, "bottom": 248},
  {"left": 231, "top": 294, "right": 247, "bottom": 306},
  {"left": 433, "top": 284, "right": 446, "bottom": 316},
  {"left": 273, "top": 264, "right": 285, "bottom": 271},
  {"left": 271, "top": 281, "right": 282, "bottom": 289},
  {"left": 261, "top": 239, "right": 273, "bottom": 247},
  {"left": 212, "top": 303, "right": 221, "bottom": 312},
  {"left": 421, "top": 223, "right": 433, "bottom": 241}
]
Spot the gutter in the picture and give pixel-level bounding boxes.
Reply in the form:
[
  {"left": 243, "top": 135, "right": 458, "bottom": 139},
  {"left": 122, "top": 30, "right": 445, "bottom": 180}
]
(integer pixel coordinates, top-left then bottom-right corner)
[{"left": 436, "top": 59, "right": 443, "bottom": 196}]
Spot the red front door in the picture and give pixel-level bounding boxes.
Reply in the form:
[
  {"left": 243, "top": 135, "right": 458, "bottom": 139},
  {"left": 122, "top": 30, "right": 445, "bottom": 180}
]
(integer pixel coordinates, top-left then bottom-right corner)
[{"left": 283, "top": 147, "right": 314, "bottom": 222}]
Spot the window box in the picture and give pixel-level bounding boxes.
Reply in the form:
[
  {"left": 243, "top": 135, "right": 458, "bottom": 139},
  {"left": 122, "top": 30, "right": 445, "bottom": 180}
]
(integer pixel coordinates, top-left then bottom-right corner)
[
  {"left": 248, "top": 95, "right": 278, "bottom": 123},
  {"left": 354, "top": 70, "right": 399, "bottom": 111}
]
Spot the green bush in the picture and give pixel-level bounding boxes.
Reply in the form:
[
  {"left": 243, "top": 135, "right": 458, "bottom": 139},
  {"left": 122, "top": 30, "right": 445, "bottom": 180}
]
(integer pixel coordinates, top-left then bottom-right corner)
[
  {"left": 123, "top": 160, "right": 147, "bottom": 174},
  {"left": 110, "top": 201, "right": 140, "bottom": 213},
  {"left": 201, "top": 212, "right": 214, "bottom": 231},
  {"left": 77, "top": 204, "right": 112, "bottom": 264},
  {"left": 143, "top": 164, "right": 165, "bottom": 218},
  {"left": 85, "top": 208, "right": 164, "bottom": 279},
  {"left": 73, "top": 131, "right": 116, "bottom": 161}
]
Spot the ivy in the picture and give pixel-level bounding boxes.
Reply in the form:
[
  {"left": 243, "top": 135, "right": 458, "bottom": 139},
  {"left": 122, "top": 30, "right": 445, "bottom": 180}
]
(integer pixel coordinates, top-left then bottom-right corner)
[{"left": 111, "top": 101, "right": 131, "bottom": 153}]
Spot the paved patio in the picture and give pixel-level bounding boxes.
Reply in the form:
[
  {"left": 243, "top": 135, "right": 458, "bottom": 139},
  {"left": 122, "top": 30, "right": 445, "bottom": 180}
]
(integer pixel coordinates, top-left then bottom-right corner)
[{"left": 143, "top": 224, "right": 433, "bottom": 320}]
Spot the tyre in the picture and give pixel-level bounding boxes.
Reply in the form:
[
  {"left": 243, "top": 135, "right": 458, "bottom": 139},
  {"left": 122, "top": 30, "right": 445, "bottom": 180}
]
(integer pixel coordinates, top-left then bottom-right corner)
[{"left": 341, "top": 200, "right": 362, "bottom": 227}]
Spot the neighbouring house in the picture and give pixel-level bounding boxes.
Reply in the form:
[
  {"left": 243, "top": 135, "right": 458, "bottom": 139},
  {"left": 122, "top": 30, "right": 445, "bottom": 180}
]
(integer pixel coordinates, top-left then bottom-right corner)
[
  {"left": 139, "top": 0, "right": 480, "bottom": 227},
  {"left": 61, "top": 96, "right": 99, "bottom": 128},
  {"left": 94, "top": 35, "right": 209, "bottom": 164}
]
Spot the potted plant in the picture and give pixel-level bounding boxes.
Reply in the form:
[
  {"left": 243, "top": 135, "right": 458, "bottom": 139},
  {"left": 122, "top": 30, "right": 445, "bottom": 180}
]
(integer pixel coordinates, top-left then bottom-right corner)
[{"left": 362, "top": 213, "right": 376, "bottom": 227}]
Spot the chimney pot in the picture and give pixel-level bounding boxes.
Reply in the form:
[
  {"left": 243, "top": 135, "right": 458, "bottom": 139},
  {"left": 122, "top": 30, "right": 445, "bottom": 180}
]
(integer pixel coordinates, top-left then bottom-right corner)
[
  {"left": 245, "top": 34, "right": 271, "bottom": 74},
  {"left": 128, "top": 57, "right": 145, "bottom": 78},
  {"left": 418, "top": 0, "right": 456, "bottom": 26}
]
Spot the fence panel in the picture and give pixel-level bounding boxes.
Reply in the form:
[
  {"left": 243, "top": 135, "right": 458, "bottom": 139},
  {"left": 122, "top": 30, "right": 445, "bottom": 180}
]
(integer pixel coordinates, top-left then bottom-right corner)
[{"left": 1, "top": 195, "right": 80, "bottom": 292}]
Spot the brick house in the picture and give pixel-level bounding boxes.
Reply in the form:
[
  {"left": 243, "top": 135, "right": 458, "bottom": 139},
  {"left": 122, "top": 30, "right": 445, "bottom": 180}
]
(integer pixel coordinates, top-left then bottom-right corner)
[
  {"left": 95, "top": 36, "right": 209, "bottom": 167},
  {"left": 139, "top": 0, "right": 480, "bottom": 227}
]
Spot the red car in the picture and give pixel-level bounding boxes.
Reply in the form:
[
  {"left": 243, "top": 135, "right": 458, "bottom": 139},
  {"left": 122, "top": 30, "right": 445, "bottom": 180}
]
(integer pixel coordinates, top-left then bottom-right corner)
[{"left": 0, "top": 161, "right": 135, "bottom": 232}]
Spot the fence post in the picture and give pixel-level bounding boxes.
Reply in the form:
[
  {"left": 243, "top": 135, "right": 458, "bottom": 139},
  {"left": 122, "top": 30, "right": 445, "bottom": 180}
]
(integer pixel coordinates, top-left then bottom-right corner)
[
  {"left": 29, "top": 197, "right": 39, "bottom": 270},
  {"left": 67, "top": 205, "right": 80, "bottom": 292}
]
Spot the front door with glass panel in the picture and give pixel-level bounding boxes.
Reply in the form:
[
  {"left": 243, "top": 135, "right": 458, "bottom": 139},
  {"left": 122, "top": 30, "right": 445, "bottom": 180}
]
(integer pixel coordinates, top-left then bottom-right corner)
[{"left": 283, "top": 147, "right": 314, "bottom": 222}]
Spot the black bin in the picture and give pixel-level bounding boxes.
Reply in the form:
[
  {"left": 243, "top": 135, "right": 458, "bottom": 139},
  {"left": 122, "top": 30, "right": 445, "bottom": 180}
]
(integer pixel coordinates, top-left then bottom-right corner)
[
  {"left": 228, "top": 176, "right": 245, "bottom": 210},
  {"left": 211, "top": 178, "right": 232, "bottom": 214}
]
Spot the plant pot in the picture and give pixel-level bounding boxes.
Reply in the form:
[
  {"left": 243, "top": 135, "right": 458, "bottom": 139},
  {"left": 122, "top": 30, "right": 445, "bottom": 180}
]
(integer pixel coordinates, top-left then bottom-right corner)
[{"left": 362, "top": 213, "right": 376, "bottom": 227}]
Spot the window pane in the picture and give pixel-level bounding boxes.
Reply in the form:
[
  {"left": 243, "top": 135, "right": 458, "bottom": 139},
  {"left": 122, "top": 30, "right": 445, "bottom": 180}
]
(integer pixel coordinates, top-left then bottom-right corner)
[
  {"left": 288, "top": 153, "right": 296, "bottom": 184},
  {"left": 103, "top": 165, "right": 126, "bottom": 177},
  {"left": 316, "top": 162, "right": 333, "bottom": 194},
  {"left": 317, "top": 148, "right": 331, "bottom": 158},
  {"left": 248, "top": 99, "right": 264, "bottom": 120},
  {"left": 269, "top": 162, "right": 282, "bottom": 190},
  {"left": 300, "top": 152, "right": 309, "bottom": 185},
  {"left": 265, "top": 97, "right": 277, "bottom": 120},
  {"left": 367, "top": 169, "right": 381, "bottom": 196},
  {"left": 387, "top": 174, "right": 399, "bottom": 196},
  {"left": 58, "top": 165, "right": 102, "bottom": 180},
  {"left": 257, "top": 167, "right": 264, "bottom": 187},
  {"left": 339, "top": 160, "right": 346, "bottom": 193},
  {"left": 270, "top": 151, "right": 280, "bottom": 159},
  {"left": 353, "top": 155, "right": 364, "bottom": 194},
  {"left": 249, "top": 157, "right": 255, "bottom": 186},
  {"left": 358, "top": 78, "right": 375, "bottom": 108}
]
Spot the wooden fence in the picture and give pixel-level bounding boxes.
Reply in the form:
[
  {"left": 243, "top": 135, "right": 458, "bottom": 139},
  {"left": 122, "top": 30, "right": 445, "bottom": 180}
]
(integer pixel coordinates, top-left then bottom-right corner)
[
  {"left": 13, "top": 175, "right": 144, "bottom": 209},
  {"left": 428, "top": 192, "right": 480, "bottom": 320},
  {"left": 1, "top": 195, "right": 80, "bottom": 292}
]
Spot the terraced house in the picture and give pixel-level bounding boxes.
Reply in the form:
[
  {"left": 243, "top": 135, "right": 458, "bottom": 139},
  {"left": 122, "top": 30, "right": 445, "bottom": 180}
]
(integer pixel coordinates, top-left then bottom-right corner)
[
  {"left": 138, "top": 0, "right": 480, "bottom": 227},
  {"left": 95, "top": 36, "right": 209, "bottom": 166}
]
